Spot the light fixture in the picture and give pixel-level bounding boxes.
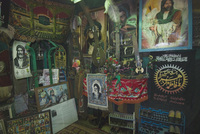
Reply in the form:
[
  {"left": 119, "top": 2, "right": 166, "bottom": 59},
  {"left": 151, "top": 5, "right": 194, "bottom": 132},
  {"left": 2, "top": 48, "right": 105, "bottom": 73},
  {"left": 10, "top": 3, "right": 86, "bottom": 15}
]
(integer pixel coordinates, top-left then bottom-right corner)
[{"left": 71, "top": 0, "right": 81, "bottom": 4}]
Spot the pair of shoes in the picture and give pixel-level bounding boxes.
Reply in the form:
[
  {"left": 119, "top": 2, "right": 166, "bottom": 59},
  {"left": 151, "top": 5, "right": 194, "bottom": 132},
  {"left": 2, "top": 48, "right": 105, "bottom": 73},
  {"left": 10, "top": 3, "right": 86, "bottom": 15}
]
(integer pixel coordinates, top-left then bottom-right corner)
[
  {"left": 168, "top": 110, "right": 182, "bottom": 124},
  {"left": 169, "top": 125, "right": 180, "bottom": 134}
]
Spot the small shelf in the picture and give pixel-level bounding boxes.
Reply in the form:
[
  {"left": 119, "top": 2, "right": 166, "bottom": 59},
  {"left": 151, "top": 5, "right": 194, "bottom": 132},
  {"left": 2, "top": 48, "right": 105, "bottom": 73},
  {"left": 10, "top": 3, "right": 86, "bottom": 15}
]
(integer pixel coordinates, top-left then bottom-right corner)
[
  {"left": 109, "top": 112, "right": 134, "bottom": 121},
  {"left": 141, "top": 116, "right": 185, "bottom": 127},
  {"left": 138, "top": 106, "right": 185, "bottom": 134},
  {"left": 109, "top": 112, "right": 135, "bottom": 131},
  {"left": 110, "top": 123, "right": 135, "bottom": 130}
]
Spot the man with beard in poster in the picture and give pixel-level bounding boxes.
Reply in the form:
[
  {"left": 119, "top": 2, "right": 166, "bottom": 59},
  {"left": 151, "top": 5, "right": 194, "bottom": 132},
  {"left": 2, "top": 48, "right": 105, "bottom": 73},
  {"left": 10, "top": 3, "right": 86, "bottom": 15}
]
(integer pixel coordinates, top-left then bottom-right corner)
[
  {"left": 149, "top": 0, "right": 182, "bottom": 45},
  {"left": 14, "top": 45, "right": 29, "bottom": 69}
]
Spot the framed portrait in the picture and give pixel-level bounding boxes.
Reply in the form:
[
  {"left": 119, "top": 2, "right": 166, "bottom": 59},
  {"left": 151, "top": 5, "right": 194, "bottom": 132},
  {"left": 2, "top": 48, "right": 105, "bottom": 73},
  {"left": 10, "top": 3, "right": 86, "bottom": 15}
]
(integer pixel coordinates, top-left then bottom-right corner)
[
  {"left": 34, "top": 81, "right": 70, "bottom": 112},
  {"left": 79, "top": 7, "right": 107, "bottom": 56},
  {"left": 6, "top": 110, "right": 52, "bottom": 134},
  {"left": 87, "top": 73, "right": 108, "bottom": 110},
  {"left": 139, "top": 0, "right": 192, "bottom": 52},
  {"left": 0, "top": 119, "right": 6, "bottom": 134}
]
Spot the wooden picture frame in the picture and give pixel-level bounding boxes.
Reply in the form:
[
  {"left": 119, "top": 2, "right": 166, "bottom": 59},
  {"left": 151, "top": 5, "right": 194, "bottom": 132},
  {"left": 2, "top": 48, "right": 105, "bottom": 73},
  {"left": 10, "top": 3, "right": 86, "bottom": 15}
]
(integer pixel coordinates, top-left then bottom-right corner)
[
  {"left": 139, "top": 0, "right": 192, "bottom": 52},
  {"left": 79, "top": 7, "right": 107, "bottom": 56},
  {"left": 0, "top": 119, "right": 6, "bottom": 134},
  {"left": 6, "top": 110, "right": 52, "bottom": 134},
  {"left": 34, "top": 81, "right": 70, "bottom": 112}
]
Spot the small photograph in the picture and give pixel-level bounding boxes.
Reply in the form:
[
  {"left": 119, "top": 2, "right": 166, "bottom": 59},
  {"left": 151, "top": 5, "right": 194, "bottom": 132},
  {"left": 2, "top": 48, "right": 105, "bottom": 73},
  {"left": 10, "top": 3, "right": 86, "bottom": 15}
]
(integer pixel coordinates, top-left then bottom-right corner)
[{"left": 40, "top": 69, "right": 60, "bottom": 86}]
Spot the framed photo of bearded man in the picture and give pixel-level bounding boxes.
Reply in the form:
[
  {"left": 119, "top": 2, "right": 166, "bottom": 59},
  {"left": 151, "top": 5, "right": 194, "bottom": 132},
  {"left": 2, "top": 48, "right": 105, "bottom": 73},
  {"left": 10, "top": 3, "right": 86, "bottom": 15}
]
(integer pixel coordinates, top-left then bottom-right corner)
[{"left": 139, "top": 0, "right": 192, "bottom": 52}]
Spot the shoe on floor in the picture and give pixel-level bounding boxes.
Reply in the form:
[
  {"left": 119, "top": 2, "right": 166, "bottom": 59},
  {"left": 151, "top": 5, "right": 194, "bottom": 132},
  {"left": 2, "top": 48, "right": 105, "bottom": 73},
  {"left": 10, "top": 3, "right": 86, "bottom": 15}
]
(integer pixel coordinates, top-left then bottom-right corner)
[
  {"left": 175, "top": 126, "right": 180, "bottom": 134},
  {"left": 175, "top": 111, "right": 181, "bottom": 124},
  {"left": 169, "top": 125, "right": 175, "bottom": 133},
  {"left": 168, "top": 110, "right": 175, "bottom": 123}
]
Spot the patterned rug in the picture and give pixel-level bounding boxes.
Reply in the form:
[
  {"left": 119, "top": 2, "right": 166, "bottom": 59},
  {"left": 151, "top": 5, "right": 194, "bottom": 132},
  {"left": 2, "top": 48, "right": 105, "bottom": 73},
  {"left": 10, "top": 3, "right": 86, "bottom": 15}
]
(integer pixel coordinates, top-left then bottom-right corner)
[{"left": 57, "top": 122, "right": 109, "bottom": 134}]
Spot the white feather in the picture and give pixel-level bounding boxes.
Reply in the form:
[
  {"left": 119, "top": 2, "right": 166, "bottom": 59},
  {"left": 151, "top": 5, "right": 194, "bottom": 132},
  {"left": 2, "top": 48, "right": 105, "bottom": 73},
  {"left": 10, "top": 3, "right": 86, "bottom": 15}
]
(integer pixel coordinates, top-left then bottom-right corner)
[
  {"left": 107, "top": 4, "right": 120, "bottom": 23},
  {"left": 104, "top": 0, "right": 112, "bottom": 13},
  {"left": 72, "top": 15, "right": 82, "bottom": 31}
]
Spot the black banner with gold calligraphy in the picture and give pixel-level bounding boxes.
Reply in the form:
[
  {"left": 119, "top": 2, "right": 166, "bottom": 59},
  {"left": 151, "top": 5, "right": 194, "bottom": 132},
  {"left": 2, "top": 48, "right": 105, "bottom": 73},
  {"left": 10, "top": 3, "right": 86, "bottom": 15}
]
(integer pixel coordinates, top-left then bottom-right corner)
[{"left": 145, "top": 50, "right": 195, "bottom": 110}]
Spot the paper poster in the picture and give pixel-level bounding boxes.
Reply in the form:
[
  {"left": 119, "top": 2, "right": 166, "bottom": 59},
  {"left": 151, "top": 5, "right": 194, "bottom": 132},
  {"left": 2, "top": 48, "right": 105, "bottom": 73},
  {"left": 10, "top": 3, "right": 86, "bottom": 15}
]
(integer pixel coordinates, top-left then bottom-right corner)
[
  {"left": 39, "top": 69, "right": 59, "bottom": 86},
  {"left": 14, "top": 94, "right": 28, "bottom": 114},
  {"left": 87, "top": 73, "right": 108, "bottom": 110},
  {"left": 13, "top": 40, "right": 32, "bottom": 79},
  {"left": 146, "top": 50, "right": 195, "bottom": 110}
]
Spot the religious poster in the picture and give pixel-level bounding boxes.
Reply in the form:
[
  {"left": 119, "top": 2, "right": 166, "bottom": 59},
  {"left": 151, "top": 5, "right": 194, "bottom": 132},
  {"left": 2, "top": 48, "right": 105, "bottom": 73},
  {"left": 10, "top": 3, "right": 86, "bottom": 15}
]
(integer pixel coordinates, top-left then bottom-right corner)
[
  {"left": 147, "top": 50, "right": 195, "bottom": 110},
  {"left": 9, "top": 0, "right": 74, "bottom": 43},
  {"left": 13, "top": 40, "right": 32, "bottom": 79},
  {"left": 34, "top": 81, "right": 69, "bottom": 112},
  {"left": 139, "top": 0, "right": 192, "bottom": 52},
  {"left": 87, "top": 73, "right": 108, "bottom": 110}
]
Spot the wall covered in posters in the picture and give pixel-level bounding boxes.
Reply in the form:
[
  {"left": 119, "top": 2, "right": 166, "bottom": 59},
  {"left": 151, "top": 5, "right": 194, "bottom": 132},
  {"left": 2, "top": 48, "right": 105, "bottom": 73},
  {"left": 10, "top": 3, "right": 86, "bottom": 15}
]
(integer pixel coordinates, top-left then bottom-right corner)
[
  {"left": 9, "top": 0, "right": 74, "bottom": 43},
  {"left": 145, "top": 50, "right": 195, "bottom": 110}
]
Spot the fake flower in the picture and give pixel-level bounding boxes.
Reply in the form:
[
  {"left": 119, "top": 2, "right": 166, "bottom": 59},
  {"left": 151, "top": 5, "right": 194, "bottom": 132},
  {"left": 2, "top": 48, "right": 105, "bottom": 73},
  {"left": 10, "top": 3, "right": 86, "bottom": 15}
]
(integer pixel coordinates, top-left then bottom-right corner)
[
  {"left": 103, "top": 57, "right": 121, "bottom": 93},
  {"left": 72, "top": 58, "right": 81, "bottom": 72},
  {"left": 103, "top": 57, "right": 120, "bottom": 74}
]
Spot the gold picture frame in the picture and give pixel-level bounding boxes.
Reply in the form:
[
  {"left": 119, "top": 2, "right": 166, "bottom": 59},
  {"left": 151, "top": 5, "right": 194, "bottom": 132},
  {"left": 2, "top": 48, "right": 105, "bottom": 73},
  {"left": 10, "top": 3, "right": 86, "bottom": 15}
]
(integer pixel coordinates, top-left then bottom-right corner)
[
  {"left": 34, "top": 81, "right": 70, "bottom": 112},
  {"left": 6, "top": 110, "right": 52, "bottom": 134}
]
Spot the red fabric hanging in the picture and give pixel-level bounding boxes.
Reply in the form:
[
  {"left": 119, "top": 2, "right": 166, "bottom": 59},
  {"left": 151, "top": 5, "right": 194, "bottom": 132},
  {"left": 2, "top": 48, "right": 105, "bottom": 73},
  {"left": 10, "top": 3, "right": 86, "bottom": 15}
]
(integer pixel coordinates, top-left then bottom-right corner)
[{"left": 83, "top": 78, "right": 148, "bottom": 105}]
